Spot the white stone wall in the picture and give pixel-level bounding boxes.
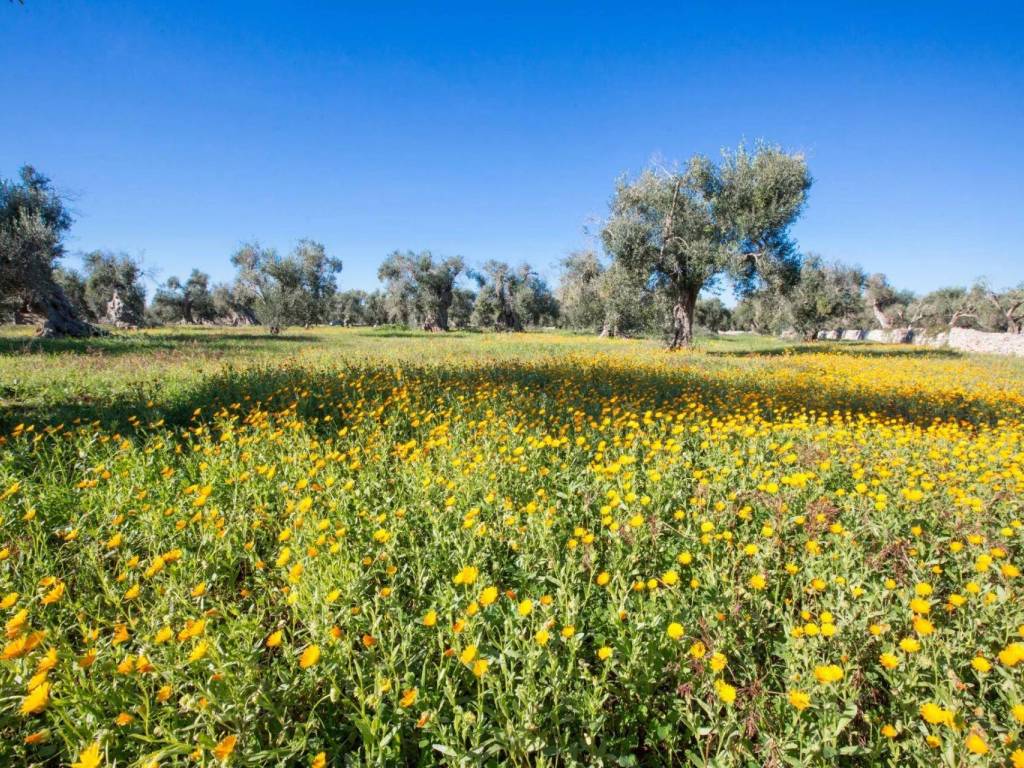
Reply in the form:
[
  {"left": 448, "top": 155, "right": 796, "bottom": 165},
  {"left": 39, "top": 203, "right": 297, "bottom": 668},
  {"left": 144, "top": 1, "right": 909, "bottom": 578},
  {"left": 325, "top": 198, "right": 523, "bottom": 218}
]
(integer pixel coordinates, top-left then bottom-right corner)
[
  {"left": 813, "top": 327, "right": 1024, "bottom": 357},
  {"left": 945, "top": 327, "right": 1024, "bottom": 357}
]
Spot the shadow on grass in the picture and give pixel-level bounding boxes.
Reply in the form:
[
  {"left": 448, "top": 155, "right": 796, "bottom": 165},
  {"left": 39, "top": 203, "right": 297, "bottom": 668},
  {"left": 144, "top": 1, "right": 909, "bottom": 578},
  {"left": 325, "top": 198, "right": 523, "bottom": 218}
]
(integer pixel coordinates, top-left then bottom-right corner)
[
  {"left": 355, "top": 331, "right": 451, "bottom": 339},
  {"left": 0, "top": 331, "right": 315, "bottom": 357},
  {"left": 707, "top": 343, "right": 963, "bottom": 360},
  {"left": 354, "top": 326, "right": 477, "bottom": 339},
  {"left": 2, "top": 349, "right": 1012, "bottom": 437}
]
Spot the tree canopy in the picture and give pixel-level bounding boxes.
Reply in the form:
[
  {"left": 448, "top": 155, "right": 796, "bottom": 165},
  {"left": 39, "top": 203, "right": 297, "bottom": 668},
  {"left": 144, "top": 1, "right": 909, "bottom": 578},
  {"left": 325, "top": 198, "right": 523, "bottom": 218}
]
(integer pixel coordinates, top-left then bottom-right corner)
[
  {"left": 150, "top": 269, "right": 215, "bottom": 324},
  {"left": 784, "top": 255, "right": 865, "bottom": 339},
  {"left": 0, "top": 165, "right": 99, "bottom": 336},
  {"left": 378, "top": 250, "right": 465, "bottom": 331},
  {"left": 602, "top": 143, "right": 811, "bottom": 347},
  {"left": 471, "top": 261, "right": 557, "bottom": 331},
  {"left": 228, "top": 240, "right": 341, "bottom": 332}
]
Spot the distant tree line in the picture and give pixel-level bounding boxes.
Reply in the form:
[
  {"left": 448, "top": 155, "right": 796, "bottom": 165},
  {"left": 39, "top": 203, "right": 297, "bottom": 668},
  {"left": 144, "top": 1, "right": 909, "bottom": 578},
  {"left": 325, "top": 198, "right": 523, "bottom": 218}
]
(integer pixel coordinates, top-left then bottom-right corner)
[{"left": 2, "top": 157, "right": 1020, "bottom": 341}]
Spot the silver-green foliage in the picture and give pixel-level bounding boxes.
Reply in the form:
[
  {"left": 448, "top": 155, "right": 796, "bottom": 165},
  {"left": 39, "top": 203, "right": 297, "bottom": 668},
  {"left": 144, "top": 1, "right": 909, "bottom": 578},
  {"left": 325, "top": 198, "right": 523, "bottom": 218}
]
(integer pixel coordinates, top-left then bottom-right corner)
[{"left": 602, "top": 142, "right": 811, "bottom": 347}]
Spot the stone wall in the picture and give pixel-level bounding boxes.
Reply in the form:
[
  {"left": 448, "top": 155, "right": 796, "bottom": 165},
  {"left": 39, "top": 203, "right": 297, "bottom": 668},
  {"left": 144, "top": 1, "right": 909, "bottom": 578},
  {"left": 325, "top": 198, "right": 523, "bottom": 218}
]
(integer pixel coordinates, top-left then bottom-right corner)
[
  {"left": 944, "top": 327, "right": 1024, "bottom": 357},
  {"left": 815, "top": 327, "right": 1024, "bottom": 357}
]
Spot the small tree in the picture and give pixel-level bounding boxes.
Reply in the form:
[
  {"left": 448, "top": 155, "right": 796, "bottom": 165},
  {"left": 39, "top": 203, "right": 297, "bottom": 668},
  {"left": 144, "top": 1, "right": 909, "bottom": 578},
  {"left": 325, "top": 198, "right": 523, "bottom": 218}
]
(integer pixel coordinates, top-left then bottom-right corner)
[
  {"left": 471, "top": 261, "right": 557, "bottom": 330},
  {"left": 210, "top": 282, "right": 258, "bottom": 326},
  {"left": 695, "top": 297, "right": 732, "bottom": 333},
  {"left": 785, "top": 255, "right": 865, "bottom": 340},
  {"left": 907, "top": 287, "right": 980, "bottom": 332},
  {"left": 254, "top": 281, "right": 301, "bottom": 334},
  {"left": 150, "top": 269, "right": 214, "bottom": 324},
  {"left": 81, "top": 250, "right": 147, "bottom": 324},
  {"left": 602, "top": 142, "right": 811, "bottom": 348},
  {"left": 230, "top": 241, "right": 284, "bottom": 332},
  {"left": 449, "top": 287, "right": 476, "bottom": 329},
  {"left": 731, "top": 292, "right": 788, "bottom": 334},
  {"left": 596, "top": 260, "right": 658, "bottom": 337},
  {"left": 331, "top": 289, "right": 369, "bottom": 326},
  {"left": 52, "top": 267, "right": 90, "bottom": 320},
  {"left": 512, "top": 266, "right": 558, "bottom": 327},
  {"left": 863, "top": 273, "right": 917, "bottom": 329},
  {"left": 557, "top": 250, "right": 605, "bottom": 332},
  {"left": 292, "top": 239, "right": 343, "bottom": 326},
  {"left": 228, "top": 240, "right": 340, "bottom": 332},
  {"left": 470, "top": 261, "right": 523, "bottom": 330},
  {"left": 364, "top": 290, "right": 389, "bottom": 326}
]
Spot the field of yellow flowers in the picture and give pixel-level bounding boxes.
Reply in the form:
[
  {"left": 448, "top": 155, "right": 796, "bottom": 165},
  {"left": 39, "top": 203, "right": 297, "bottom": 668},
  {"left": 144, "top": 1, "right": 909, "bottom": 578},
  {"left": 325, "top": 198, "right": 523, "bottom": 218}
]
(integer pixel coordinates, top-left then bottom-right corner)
[{"left": 1, "top": 328, "right": 1024, "bottom": 766}]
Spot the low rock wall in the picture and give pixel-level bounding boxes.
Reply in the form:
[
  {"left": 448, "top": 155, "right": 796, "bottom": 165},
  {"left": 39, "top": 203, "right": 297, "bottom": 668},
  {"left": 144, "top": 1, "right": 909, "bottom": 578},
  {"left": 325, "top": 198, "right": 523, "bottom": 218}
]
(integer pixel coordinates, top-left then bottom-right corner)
[{"left": 814, "top": 327, "right": 1024, "bottom": 357}]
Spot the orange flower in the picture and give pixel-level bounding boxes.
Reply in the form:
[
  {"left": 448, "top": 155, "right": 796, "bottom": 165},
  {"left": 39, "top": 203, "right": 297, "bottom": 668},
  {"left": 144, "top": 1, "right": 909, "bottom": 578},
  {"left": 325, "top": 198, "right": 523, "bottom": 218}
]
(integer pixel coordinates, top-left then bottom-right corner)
[{"left": 213, "top": 734, "right": 238, "bottom": 761}]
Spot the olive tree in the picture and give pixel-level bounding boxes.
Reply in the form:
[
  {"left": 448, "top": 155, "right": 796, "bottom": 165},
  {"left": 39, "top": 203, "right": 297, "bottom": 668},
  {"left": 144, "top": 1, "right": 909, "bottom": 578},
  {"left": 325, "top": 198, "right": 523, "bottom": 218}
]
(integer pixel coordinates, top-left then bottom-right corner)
[
  {"left": 863, "top": 273, "right": 917, "bottom": 329},
  {"left": 52, "top": 267, "right": 90, "bottom": 320},
  {"left": 557, "top": 250, "right": 606, "bottom": 332},
  {"left": 602, "top": 143, "right": 810, "bottom": 348},
  {"left": 0, "top": 165, "right": 101, "bottom": 336},
  {"left": 471, "top": 261, "right": 557, "bottom": 330},
  {"left": 291, "top": 239, "right": 343, "bottom": 326},
  {"left": 907, "top": 287, "right": 980, "bottom": 332},
  {"left": 210, "top": 282, "right": 258, "bottom": 326},
  {"left": 81, "top": 250, "right": 147, "bottom": 324},
  {"left": 150, "top": 269, "right": 215, "bottom": 324},
  {"left": 977, "top": 280, "right": 1024, "bottom": 334},
  {"left": 377, "top": 250, "right": 465, "bottom": 331},
  {"left": 230, "top": 241, "right": 287, "bottom": 332},
  {"left": 331, "top": 289, "right": 370, "bottom": 326},
  {"left": 596, "top": 260, "right": 660, "bottom": 337},
  {"left": 229, "top": 239, "right": 341, "bottom": 332},
  {"left": 695, "top": 297, "right": 732, "bottom": 333},
  {"left": 449, "top": 287, "right": 476, "bottom": 329},
  {"left": 785, "top": 255, "right": 865, "bottom": 340},
  {"left": 731, "top": 292, "right": 788, "bottom": 334}
]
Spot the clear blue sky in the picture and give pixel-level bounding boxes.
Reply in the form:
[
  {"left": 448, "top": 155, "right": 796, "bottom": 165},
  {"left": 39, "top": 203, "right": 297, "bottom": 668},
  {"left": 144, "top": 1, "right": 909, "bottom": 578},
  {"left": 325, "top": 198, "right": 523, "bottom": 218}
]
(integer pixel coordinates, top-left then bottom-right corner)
[{"left": 2, "top": 1, "right": 1022, "bottom": 298}]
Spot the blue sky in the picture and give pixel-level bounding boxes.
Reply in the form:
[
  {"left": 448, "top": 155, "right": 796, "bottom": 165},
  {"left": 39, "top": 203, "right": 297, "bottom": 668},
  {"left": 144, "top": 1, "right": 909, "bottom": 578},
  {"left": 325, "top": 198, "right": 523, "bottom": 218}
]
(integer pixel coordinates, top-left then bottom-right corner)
[{"left": 2, "top": 1, "right": 1022, "bottom": 299}]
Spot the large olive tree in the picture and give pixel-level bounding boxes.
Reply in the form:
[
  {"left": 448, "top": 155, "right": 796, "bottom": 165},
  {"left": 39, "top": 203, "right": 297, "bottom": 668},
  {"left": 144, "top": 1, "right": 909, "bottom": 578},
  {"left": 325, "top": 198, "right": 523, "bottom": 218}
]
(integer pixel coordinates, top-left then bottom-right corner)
[
  {"left": 0, "top": 166, "right": 101, "bottom": 336},
  {"left": 602, "top": 143, "right": 811, "bottom": 348},
  {"left": 378, "top": 250, "right": 465, "bottom": 331}
]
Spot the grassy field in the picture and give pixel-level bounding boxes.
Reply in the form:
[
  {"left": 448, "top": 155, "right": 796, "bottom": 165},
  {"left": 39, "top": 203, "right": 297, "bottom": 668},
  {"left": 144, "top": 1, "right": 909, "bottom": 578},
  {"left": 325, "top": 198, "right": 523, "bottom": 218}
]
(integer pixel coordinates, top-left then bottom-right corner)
[
  {"left": 0, "top": 326, "right": 792, "bottom": 431},
  {"left": 1, "top": 326, "right": 1023, "bottom": 766}
]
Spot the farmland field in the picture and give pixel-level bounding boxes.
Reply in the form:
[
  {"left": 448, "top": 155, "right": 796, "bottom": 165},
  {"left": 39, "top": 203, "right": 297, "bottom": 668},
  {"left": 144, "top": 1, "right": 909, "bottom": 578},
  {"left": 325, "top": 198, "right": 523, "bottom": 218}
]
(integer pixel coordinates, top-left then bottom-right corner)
[{"left": 1, "top": 327, "right": 1024, "bottom": 767}]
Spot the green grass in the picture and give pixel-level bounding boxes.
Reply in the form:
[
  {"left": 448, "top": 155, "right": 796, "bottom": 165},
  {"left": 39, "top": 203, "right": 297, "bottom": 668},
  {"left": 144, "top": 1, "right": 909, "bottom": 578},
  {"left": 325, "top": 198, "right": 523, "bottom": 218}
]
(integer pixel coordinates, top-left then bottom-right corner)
[
  {"left": 0, "top": 326, "right": 791, "bottom": 430},
  {"left": 1, "top": 325, "right": 1024, "bottom": 766}
]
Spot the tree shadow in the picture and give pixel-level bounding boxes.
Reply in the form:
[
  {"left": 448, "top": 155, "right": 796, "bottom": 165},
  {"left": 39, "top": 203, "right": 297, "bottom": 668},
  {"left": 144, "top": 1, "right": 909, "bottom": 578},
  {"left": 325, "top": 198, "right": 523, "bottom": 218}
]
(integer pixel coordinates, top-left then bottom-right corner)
[
  {"left": 2, "top": 350, "right": 1013, "bottom": 437},
  {"left": 354, "top": 327, "right": 477, "bottom": 339},
  {"left": 355, "top": 331, "right": 451, "bottom": 339},
  {"left": 707, "top": 343, "right": 963, "bottom": 360},
  {"left": 0, "top": 331, "right": 315, "bottom": 357}
]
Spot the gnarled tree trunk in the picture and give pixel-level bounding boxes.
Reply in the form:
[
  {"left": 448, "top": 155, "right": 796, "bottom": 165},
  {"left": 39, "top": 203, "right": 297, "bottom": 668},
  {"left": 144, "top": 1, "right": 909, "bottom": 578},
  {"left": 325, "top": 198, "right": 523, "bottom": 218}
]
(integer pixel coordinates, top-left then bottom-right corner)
[
  {"left": 26, "top": 285, "right": 104, "bottom": 338},
  {"left": 869, "top": 300, "right": 892, "bottom": 329},
  {"left": 600, "top": 309, "right": 620, "bottom": 338},
  {"left": 421, "top": 303, "right": 449, "bottom": 332},
  {"left": 987, "top": 291, "right": 1024, "bottom": 334},
  {"left": 668, "top": 286, "right": 698, "bottom": 350}
]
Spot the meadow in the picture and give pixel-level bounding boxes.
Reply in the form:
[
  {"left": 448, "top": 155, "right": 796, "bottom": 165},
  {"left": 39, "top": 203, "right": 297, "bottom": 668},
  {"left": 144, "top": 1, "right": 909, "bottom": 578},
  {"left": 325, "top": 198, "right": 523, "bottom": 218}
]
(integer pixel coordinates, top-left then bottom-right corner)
[{"left": 1, "top": 326, "right": 1023, "bottom": 767}]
